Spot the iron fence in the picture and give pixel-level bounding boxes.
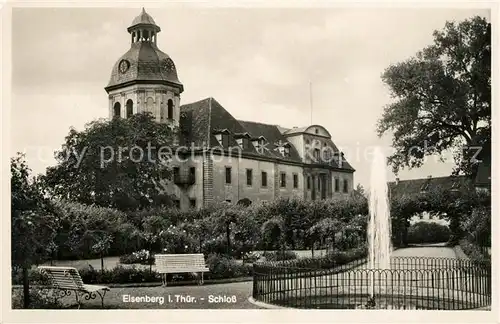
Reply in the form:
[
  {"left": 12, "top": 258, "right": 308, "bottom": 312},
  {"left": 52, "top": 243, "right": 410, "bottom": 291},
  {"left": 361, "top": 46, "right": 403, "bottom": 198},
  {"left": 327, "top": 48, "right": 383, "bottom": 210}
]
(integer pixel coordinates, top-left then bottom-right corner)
[{"left": 252, "top": 256, "right": 491, "bottom": 310}]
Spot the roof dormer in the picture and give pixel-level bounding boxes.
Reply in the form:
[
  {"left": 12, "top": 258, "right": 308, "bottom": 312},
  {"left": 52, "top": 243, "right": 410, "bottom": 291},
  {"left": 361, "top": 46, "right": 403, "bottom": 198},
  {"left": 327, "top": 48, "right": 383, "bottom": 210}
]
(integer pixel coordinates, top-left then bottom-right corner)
[
  {"left": 275, "top": 140, "right": 292, "bottom": 158},
  {"left": 234, "top": 132, "right": 251, "bottom": 149},
  {"left": 251, "top": 136, "right": 267, "bottom": 153},
  {"left": 213, "top": 128, "right": 231, "bottom": 147}
]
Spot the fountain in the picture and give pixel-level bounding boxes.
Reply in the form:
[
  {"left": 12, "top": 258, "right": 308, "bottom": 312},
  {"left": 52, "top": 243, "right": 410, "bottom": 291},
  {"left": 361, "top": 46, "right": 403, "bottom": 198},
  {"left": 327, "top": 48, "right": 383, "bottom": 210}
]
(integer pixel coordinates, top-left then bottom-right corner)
[
  {"left": 252, "top": 150, "right": 491, "bottom": 310},
  {"left": 366, "top": 147, "right": 393, "bottom": 307}
]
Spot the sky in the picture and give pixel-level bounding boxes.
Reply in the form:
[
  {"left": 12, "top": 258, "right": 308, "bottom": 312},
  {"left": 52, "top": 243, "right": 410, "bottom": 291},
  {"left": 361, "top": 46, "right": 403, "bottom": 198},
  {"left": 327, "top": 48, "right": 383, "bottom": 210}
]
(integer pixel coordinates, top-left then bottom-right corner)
[{"left": 10, "top": 6, "right": 490, "bottom": 189}]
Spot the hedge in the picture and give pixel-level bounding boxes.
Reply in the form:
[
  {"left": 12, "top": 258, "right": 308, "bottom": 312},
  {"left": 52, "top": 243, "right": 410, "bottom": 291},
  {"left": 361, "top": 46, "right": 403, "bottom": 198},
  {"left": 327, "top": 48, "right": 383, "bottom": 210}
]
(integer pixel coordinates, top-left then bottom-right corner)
[{"left": 13, "top": 254, "right": 253, "bottom": 285}]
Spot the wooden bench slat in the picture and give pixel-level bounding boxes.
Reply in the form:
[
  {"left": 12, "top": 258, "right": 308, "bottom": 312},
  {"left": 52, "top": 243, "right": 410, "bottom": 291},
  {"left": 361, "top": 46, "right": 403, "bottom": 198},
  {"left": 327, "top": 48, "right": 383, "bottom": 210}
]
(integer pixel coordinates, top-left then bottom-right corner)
[
  {"left": 38, "top": 266, "right": 110, "bottom": 308},
  {"left": 155, "top": 254, "right": 210, "bottom": 276}
]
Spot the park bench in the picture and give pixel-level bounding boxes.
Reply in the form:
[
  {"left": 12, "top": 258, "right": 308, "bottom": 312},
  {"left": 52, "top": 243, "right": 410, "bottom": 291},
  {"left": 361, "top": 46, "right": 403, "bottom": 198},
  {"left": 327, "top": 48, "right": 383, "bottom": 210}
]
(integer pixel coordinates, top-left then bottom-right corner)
[
  {"left": 38, "top": 266, "right": 110, "bottom": 309},
  {"left": 155, "top": 254, "right": 210, "bottom": 286}
]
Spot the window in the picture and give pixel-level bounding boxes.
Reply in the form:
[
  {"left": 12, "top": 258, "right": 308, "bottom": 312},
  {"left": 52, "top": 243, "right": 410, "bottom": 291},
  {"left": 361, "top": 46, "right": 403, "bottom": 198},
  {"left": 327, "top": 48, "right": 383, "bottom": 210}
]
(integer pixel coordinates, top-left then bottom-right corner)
[
  {"left": 126, "top": 99, "right": 133, "bottom": 118},
  {"left": 167, "top": 99, "right": 173, "bottom": 119},
  {"left": 284, "top": 146, "right": 290, "bottom": 157},
  {"left": 261, "top": 171, "right": 268, "bottom": 187},
  {"left": 343, "top": 179, "right": 349, "bottom": 193},
  {"left": 280, "top": 172, "right": 286, "bottom": 188},
  {"left": 189, "top": 199, "right": 196, "bottom": 209},
  {"left": 314, "top": 149, "right": 321, "bottom": 162},
  {"left": 190, "top": 167, "right": 196, "bottom": 183},
  {"left": 113, "top": 102, "right": 121, "bottom": 118},
  {"left": 215, "top": 131, "right": 231, "bottom": 147},
  {"left": 307, "top": 176, "right": 311, "bottom": 190},
  {"left": 315, "top": 128, "right": 319, "bottom": 134},
  {"left": 225, "top": 167, "right": 232, "bottom": 184},
  {"left": 335, "top": 178, "right": 340, "bottom": 192},
  {"left": 246, "top": 169, "right": 253, "bottom": 186},
  {"left": 222, "top": 134, "right": 230, "bottom": 147},
  {"left": 293, "top": 174, "right": 298, "bottom": 188}
]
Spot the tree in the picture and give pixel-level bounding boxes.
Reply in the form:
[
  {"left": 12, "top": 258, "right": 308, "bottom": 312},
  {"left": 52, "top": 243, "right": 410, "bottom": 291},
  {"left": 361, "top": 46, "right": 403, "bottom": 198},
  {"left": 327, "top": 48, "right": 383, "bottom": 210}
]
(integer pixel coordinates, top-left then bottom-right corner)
[
  {"left": 51, "top": 200, "right": 125, "bottom": 260},
  {"left": 42, "top": 113, "right": 177, "bottom": 211},
  {"left": 11, "top": 153, "right": 59, "bottom": 308},
  {"left": 352, "top": 183, "right": 367, "bottom": 199},
  {"left": 141, "top": 214, "right": 169, "bottom": 272},
  {"left": 377, "top": 16, "right": 491, "bottom": 176}
]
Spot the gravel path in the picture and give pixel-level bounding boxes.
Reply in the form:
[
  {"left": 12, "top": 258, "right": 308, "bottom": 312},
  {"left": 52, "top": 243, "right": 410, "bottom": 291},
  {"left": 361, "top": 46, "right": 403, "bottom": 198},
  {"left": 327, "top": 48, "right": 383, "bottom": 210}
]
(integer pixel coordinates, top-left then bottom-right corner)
[{"left": 42, "top": 246, "right": 460, "bottom": 309}]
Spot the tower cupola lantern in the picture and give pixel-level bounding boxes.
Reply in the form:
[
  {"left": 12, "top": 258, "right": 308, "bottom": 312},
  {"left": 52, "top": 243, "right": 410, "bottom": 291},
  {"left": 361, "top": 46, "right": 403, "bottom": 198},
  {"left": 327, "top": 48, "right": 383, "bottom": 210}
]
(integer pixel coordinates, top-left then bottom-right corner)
[
  {"left": 105, "top": 8, "right": 183, "bottom": 126},
  {"left": 127, "top": 7, "right": 161, "bottom": 45}
]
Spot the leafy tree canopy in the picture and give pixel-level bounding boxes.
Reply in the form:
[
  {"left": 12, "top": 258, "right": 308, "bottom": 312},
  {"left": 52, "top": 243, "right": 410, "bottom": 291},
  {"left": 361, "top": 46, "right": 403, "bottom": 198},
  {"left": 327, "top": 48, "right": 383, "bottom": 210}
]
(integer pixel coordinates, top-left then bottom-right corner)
[
  {"left": 377, "top": 16, "right": 491, "bottom": 176},
  {"left": 11, "top": 153, "right": 58, "bottom": 268},
  {"left": 42, "top": 113, "right": 177, "bottom": 211}
]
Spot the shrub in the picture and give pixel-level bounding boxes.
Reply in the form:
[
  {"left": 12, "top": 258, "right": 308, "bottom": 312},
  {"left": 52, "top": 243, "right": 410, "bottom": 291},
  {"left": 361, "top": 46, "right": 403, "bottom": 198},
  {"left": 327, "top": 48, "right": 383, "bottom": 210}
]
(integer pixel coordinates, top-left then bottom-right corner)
[
  {"left": 262, "top": 250, "right": 297, "bottom": 261},
  {"left": 262, "top": 246, "right": 368, "bottom": 270},
  {"left": 242, "top": 251, "right": 260, "bottom": 264},
  {"left": 459, "top": 238, "right": 490, "bottom": 262},
  {"left": 119, "top": 250, "right": 154, "bottom": 265},
  {"left": 205, "top": 254, "right": 253, "bottom": 279},
  {"left": 78, "top": 266, "right": 161, "bottom": 284},
  {"left": 407, "top": 222, "right": 451, "bottom": 244},
  {"left": 12, "top": 287, "right": 63, "bottom": 309},
  {"left": 202, "top": 236, "right": 230, "bottom": 256}
]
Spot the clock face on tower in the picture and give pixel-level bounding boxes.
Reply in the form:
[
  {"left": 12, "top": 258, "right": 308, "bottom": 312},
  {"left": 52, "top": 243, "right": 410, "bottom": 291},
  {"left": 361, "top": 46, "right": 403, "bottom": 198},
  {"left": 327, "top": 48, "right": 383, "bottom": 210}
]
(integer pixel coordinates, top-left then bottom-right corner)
[
  {"left": 163, "top": 58, "right": 174, "bottom": 72},
  {"left": 119, "top": 60, "right": 130, "bottom": 74}
]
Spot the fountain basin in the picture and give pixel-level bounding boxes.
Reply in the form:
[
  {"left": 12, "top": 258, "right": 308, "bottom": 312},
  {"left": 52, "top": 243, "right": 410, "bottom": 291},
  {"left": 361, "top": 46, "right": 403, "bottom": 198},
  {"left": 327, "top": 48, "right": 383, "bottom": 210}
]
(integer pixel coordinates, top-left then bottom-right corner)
[{"left": 252, "top": 256, "right": 491, "bottom": 310}]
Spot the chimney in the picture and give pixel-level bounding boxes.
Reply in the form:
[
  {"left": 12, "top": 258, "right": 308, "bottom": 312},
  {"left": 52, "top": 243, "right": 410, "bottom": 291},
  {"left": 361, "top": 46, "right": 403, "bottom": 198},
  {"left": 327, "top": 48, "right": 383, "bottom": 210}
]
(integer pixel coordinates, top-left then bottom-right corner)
[
  {"left": 427, "top": 175, "right": 432, "bottom": 179},
  {"left": 395, "top": 177, "right": 400, "bottom": 185}
]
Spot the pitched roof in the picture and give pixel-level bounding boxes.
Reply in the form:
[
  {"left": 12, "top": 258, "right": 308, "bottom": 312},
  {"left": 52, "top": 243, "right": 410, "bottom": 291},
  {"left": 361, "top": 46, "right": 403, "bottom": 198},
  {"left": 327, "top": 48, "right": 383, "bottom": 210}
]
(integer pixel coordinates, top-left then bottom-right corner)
[
  {"left": 237, "top": 120, "right": 302, "bottom": 162},
  {"left": 179, "top": 97, "right": 355, "bottom": 171},
  {"left": 388, "top": 175, "right": 473, "bottom": 199}
]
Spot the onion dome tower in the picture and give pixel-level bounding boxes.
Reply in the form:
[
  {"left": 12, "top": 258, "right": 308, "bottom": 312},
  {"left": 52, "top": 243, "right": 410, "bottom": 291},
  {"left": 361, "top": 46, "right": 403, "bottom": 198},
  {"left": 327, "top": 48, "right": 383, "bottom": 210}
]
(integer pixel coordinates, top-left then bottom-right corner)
[{"left": 105, "top": 8, "right": 183, "bottom": 126}]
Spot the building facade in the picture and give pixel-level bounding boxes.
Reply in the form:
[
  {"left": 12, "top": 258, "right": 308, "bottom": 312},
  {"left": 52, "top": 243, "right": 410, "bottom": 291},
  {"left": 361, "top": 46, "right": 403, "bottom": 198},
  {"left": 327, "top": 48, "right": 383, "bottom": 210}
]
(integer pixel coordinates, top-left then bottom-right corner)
[{"left": 105, "top": 9, "right": 356, "bottom": 211}]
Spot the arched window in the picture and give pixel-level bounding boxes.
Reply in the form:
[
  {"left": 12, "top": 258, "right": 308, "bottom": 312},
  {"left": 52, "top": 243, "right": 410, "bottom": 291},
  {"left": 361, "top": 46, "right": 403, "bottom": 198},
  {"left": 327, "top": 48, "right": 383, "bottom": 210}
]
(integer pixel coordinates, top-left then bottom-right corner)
[
  {"left": 167, "top": 99, "right": 173, "bottom": 119},
  {"left": 113, "top": 102, "right": 121, "bottom": 118},
  {"left": 126, "top": 99, "right": 133, "bottom": 118}
]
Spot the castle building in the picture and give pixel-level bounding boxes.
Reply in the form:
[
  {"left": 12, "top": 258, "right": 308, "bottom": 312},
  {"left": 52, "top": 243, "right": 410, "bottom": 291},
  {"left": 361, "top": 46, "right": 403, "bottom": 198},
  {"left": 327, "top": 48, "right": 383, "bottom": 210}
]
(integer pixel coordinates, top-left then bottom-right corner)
[{"left": 105, "top": 9, "right": 356, "bottom": 211}]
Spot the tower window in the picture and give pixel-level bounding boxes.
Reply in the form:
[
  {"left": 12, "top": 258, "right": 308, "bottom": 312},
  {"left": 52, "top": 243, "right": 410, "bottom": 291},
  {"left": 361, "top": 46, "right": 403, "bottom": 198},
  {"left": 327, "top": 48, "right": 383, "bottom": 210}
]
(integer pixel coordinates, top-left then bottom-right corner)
[
  {"left": 126, "top": 99, "right": 133, "bottom": 118},
  {"left": 343, "top": 179, "right": 349, "bottom": 193},
  {"left": 335, "top": 178, "right": 340, "bottom": 192},
  {"left": 113, "top": 102, "right": 121, "bottom": 118},
  {"left": 307, "top": 176, "right": 311, "bottom": 190},
  {"left": 225, "top": 167, "right": 232, "bottom": 184},
  {"left": 167, "top": 99, "right": 174, "bottom": 119},
  {"left": 293, "top": 174, "right": 299, "bottom": 188}
]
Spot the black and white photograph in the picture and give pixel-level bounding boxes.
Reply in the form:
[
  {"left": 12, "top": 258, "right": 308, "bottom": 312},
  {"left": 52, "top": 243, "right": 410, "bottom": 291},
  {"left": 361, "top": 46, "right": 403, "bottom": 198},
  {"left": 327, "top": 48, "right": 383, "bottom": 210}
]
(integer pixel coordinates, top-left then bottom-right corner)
[{"left": 4, "top": 1, "right": 495, "bottom": 320}]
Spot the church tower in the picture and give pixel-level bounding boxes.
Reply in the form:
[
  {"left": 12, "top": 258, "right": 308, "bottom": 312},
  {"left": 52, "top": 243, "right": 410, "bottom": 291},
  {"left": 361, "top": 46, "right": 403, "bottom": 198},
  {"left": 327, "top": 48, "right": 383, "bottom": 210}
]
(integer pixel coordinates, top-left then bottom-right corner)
[{"left": 105, "top": 8, "right": 183, "bottom": 127}]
